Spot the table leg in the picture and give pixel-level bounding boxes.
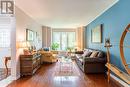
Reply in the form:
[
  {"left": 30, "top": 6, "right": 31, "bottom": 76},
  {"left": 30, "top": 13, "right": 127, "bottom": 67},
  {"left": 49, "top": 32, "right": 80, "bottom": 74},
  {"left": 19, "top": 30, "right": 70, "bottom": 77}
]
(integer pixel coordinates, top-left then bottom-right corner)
[
  {"left": 107, "top": 64, "right": 110, "bottom": 83},
  {"left": 5, "top": 57, "right": 8, "bottom": 77},
  {"left": 4, "top": 57, "right": 11, "bottom": 77}
]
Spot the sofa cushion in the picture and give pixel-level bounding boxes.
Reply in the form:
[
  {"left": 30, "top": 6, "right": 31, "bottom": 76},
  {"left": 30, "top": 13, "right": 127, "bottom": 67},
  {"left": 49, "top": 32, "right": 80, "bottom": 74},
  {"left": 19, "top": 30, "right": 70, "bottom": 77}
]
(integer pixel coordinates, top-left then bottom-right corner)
[
  {"left": 76, "top": 54, "right": 83, "bottom": 59},
  {"left": 82, "top": 51, "right": 92, "bottom": 57},
  {"left": 90, "top": 51, "right": 99, "bottom": 58},
  {"left": 97, "top": 52, "right": 104, "bottom": 58},
  {"left": 75, "top": 51, "right": 84, "bottom": 54},
  {"left": 43, "top": 47, "right": 49, "bottom": 51},
  {"left": 84, "top": 57, "right": 106, "bottom": 63}
]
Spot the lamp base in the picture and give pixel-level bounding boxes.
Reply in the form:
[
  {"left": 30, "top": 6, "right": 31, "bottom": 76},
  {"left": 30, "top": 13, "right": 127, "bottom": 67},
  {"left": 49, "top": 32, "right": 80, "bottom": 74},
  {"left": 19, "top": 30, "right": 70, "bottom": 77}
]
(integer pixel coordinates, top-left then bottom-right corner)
[{"left": 23, "top": 49, "right": 30, "bottom": 55}]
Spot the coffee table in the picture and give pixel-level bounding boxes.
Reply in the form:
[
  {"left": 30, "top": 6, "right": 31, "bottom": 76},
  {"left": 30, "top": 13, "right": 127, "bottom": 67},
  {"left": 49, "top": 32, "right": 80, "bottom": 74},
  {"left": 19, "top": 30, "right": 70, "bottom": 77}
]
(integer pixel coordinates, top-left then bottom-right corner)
[{"left": 59, "top": 56, "right": 73, "bottom": 73}]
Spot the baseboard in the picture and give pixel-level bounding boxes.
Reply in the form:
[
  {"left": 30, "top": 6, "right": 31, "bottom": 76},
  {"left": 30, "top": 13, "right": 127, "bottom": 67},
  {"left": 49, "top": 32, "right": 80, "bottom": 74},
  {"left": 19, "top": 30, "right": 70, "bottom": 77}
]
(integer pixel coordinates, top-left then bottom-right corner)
[
  {"left": 110, "top": 73, "right": 129, "bottom": 87},
  {"left": 11, "top": 74, "right": 20, "bottom": 80},
  {"left": 16, "top": 75, "right": 21, "bottom": 80},
  {"left": 0, "top": 76, "right": 13, "bottom": 87}
]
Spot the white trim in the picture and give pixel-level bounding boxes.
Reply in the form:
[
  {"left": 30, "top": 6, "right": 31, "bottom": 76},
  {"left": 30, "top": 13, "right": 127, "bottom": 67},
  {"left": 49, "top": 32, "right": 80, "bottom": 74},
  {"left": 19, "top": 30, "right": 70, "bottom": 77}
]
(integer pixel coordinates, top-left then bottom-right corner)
[
  {"left": 0, "top": 75, "right": 20, "bottom": 87},
  {"left": 110, "top": 73, "right": 129, "bottom": 87},
  {"left": 11, "top": 74, "right": 20, "bottom": 80},
  {"left": 0, "top": 76, "right": 13, "bottom": 87},
  {"left": 86, "top": 0, "right": 119, "bottom": 26}
]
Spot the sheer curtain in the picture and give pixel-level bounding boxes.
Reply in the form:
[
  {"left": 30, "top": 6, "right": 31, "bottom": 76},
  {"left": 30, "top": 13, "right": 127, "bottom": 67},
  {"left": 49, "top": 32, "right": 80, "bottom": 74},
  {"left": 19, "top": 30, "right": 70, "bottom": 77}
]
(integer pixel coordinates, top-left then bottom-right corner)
[
  {"left": 68, "top": 32, "right": 76, "bottom": 48},
  {"left": 61, "top": 32, "right": 67, "bottom": 50},
  {"left": 76, "top": 26, "right": 86, "bottom": 50}
]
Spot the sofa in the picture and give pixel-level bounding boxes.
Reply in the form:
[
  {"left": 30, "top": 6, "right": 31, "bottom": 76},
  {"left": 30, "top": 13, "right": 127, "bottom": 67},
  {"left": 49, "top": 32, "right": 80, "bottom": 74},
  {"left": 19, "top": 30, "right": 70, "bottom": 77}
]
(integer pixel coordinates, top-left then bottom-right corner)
[
  {"left": 75, "top": 48, "right": 107, "bottom": 74},
  {"left": 40, "top": 51, "right": 58, "bottom": 63}
]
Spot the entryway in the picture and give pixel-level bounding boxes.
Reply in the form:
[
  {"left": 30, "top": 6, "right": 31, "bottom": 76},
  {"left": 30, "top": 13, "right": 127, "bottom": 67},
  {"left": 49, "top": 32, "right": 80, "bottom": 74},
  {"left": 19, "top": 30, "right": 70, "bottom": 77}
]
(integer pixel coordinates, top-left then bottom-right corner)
[{"left": 0, "top": 16, "right": 16, "bottom": 87}]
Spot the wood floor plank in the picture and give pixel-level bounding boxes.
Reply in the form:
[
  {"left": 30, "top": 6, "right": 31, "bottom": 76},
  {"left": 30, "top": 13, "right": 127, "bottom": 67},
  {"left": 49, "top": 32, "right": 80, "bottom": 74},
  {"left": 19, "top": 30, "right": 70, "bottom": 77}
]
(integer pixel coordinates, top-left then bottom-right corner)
[{"left": 7, "top": 61, "right": 119, "bottom": 87}]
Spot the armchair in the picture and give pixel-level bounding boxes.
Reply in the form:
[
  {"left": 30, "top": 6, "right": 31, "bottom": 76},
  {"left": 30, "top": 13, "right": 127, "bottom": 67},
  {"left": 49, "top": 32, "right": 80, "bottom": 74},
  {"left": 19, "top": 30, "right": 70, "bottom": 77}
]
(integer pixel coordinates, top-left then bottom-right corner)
[{"left": 40, "top": 51, "right": 58, "bottom": 63}]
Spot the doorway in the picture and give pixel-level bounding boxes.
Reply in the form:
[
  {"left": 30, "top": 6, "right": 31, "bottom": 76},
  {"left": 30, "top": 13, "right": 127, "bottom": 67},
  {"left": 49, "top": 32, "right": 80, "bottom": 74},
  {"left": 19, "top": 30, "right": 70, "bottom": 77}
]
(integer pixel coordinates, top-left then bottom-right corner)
[{"left": 0, "top": 16, "right": 16, "bottom": 86}]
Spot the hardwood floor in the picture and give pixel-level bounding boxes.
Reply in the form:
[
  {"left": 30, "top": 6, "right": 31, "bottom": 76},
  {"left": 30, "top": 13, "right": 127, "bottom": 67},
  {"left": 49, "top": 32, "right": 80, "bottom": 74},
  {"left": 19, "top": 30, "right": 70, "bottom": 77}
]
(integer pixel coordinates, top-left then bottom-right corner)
[{"left": 7, "top": 61, "right": 119, "bottom": 87}]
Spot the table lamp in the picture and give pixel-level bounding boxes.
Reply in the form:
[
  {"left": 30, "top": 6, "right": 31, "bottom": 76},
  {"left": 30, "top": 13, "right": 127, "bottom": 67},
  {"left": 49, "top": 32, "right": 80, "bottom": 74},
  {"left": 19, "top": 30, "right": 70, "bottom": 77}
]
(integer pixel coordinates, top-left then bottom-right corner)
[{"left": 18, "top": 41, "right": 31, "bottom": 55}]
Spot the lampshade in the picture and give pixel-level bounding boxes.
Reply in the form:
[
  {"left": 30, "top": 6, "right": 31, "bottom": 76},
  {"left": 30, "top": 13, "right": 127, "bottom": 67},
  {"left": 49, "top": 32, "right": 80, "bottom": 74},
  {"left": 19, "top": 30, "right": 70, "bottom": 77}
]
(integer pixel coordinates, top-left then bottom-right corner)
[
  {"left": 18, "top": 41, "right": 31, "bottom": 48},
  {"left": 74, "top": 42, "right": 78, "bottom": 48}
]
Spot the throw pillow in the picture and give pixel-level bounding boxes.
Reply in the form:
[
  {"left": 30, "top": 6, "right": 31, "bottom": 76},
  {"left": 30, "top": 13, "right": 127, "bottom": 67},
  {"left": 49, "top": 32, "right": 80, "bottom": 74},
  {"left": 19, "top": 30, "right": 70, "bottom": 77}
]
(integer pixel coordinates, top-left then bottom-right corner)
[
  {"left": 90, "top": 51, "right": 99, "bottom": 58},
  {"left": 43, "top": 47, "right": 49, "bottom": 51},
  {"left": 82, "top": 51, "right": 92, "bottom": 57},
  {"left": 97, "top": 52, "right": 103, "bottom": 58},
  {"left": 85, "top": 51, "right": 92, "bottom": 57},
  {"left": 75, "top": 51, "right": 84, "bottom": 54}
]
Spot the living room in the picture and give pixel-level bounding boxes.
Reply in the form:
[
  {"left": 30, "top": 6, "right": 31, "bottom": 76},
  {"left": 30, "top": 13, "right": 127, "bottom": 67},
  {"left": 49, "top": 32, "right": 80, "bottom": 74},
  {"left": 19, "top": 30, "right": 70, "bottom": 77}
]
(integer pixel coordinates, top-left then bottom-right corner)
[{"left": 0, "top": 0, "right": 130, "bottom": 87}]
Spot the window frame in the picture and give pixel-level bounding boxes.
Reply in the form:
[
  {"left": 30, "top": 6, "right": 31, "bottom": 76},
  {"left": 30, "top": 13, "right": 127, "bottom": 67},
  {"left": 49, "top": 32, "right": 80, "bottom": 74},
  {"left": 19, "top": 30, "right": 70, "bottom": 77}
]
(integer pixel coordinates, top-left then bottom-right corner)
[
  {"left": 52, "top": 30, "right": 76, "bottom": 50},
  {"left": 0, "top": 29, "right": 10, "bottom": 48}
]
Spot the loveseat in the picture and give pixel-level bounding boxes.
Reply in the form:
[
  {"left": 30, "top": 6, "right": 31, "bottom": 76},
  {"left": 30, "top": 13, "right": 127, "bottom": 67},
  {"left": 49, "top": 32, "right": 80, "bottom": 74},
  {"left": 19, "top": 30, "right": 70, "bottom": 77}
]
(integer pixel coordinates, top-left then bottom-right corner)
[{"left": 75, "top": 48, "right": 107, "bottom": 74}]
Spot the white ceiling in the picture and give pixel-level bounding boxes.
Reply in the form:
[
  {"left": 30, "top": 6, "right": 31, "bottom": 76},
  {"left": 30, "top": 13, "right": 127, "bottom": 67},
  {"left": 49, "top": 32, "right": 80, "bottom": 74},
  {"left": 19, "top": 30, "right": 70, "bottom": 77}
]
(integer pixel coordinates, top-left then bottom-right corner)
[{"left": 15, "top": 0, "right": 118, "bottom": 28}]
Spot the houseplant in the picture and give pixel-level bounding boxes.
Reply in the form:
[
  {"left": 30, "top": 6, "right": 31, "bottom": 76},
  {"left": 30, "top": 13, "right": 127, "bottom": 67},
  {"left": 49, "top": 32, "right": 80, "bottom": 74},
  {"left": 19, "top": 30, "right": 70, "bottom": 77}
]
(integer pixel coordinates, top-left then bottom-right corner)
[{"left": 51, "top": 43, "right": 59, "bottom": 50}]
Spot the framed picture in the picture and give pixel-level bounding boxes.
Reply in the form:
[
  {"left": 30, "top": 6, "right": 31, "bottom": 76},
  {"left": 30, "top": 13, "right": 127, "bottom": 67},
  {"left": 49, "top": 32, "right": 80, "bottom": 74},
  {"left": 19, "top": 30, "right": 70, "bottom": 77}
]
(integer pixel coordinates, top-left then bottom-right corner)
[
  {"left": 26, "top": 29, "right": 34, "bottom": 41},
  {"left": 91, "top": 24, "right": 102, "bottom": 43}
]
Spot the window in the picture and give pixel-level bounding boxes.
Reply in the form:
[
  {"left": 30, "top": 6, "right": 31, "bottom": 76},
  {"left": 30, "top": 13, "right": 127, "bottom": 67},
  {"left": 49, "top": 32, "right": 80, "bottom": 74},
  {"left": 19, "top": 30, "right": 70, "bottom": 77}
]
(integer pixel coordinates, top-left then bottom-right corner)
[
  {"left": 53, "top": 32, "right": 61, "bottom": 50},
  {"left": 52, "top": 31, "right": 76, "bottom": 50},
  {"left": 68, "top": 32, "right": 76, "bottom": 48},
  {"left": 0, "top": 29, "right": 10, "bottom": 47}
]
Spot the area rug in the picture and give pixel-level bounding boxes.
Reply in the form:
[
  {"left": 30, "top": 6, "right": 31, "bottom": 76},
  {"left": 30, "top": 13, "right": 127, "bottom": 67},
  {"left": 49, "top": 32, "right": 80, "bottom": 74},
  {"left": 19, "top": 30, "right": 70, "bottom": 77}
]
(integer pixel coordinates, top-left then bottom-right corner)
[{"left": 54, "top": 61, "right": 80, "bottom": 76}]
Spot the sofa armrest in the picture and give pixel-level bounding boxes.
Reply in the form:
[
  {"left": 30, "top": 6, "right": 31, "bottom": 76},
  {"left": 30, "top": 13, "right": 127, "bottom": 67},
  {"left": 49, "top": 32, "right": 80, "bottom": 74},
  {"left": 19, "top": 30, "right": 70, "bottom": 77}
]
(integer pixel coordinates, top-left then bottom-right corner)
[
  {"left": 75, "top": 51, "right": 84, "bottom": 54},
  {"left": 84, "top": 57, "right": 106, "bottom": 63}
]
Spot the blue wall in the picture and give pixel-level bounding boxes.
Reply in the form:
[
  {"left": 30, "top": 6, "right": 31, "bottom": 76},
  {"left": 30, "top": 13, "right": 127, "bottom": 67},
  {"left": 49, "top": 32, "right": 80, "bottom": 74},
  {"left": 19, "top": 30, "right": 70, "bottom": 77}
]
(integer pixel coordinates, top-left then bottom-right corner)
[{"left": 86, "top": 0, "right": 130, "bottom": 72}]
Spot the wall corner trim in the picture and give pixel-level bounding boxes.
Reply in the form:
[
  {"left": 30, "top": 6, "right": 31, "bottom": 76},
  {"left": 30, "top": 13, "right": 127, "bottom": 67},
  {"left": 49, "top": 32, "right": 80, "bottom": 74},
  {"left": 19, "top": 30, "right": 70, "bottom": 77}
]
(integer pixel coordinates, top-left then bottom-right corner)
[
  {"left": 11, "top": 74, "right": 21, "bottom": 80},
  {"left": 86, "top": 0, "right": 119, "bottom": 25}
]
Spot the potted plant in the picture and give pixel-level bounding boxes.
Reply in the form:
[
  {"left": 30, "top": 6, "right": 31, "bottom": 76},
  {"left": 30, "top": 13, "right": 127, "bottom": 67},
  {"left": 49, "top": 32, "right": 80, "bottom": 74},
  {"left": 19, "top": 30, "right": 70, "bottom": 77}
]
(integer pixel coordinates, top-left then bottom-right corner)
[
  {"left": 66, "top": 47, "right": 74, "bottom": 52},
  {"left": 51, "top": 43, "right": 59, "bottom": 50}
]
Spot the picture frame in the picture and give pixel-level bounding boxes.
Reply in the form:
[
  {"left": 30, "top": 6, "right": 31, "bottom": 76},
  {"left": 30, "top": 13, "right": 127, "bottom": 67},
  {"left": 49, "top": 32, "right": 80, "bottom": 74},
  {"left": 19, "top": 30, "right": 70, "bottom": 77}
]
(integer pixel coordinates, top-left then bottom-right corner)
[
  {"left": 91, "top": 24, "right": 102, "bottom": 43},
  {"left": 26, "top": 29, "right": 34, "bottom": 41}
]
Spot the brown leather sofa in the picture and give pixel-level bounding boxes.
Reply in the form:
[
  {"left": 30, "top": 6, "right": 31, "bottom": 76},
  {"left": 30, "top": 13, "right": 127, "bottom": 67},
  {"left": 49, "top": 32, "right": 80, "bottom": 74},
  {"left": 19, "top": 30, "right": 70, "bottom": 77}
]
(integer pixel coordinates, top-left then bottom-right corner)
[{"left": 75, "top": 48, "right": 107, "bottom": 74}]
